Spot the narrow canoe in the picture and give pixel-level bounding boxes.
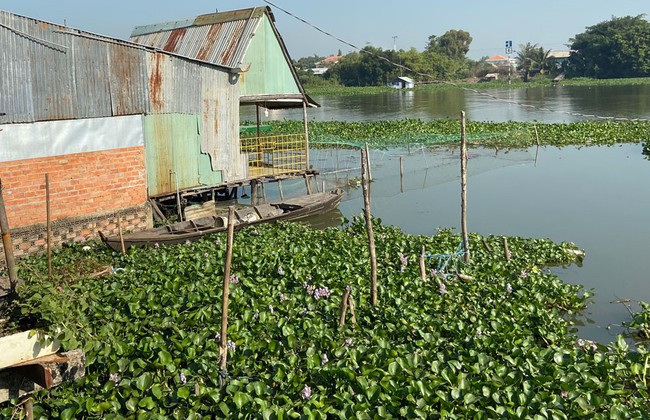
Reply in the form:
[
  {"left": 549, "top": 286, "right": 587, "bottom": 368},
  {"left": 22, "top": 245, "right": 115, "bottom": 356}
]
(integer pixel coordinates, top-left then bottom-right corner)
[{"left": 99, "top": 189, "right": 343, "bottom": 251}]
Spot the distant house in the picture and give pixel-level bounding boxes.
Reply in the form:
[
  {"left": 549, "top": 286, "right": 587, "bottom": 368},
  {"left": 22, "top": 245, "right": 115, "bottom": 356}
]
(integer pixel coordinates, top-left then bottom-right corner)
[
  {"left": 547, "top": 50, "right": 571, "bottom": 70},
  {"left": 315, "top": 55, "right": 342, "bottom": 67},
  {"left": 310, "top": 68, "right": 329, "bottom": 76},
  {"left": 390, "top": 76, "right": 415, "bottom": 89},
  {"left": 485, "top": 55, "right": 517, "bottom": 70}
]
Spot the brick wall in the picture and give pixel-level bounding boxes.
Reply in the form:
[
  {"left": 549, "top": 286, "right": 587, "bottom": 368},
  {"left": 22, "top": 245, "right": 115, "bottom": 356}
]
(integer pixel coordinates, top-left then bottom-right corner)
[
  {"left": 0, "top": 146, "right": 152, "bottom": 263},
  {"left": 0, "top": 147, "right": 147, "bottom": 228},
  {"left": 0, "top": 204, "right": 151, "bottom": 263}
]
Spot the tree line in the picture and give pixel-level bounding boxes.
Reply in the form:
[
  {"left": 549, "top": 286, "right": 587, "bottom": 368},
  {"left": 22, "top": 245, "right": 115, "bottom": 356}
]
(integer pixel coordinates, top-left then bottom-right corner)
[{"left": 295, "top": 15, "right": 650, "bottom": 87}]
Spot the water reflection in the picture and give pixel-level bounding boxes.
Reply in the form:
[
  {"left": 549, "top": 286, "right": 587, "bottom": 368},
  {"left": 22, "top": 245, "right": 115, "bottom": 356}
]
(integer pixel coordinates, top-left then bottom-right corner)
[
  {"left": 242, "top": 85, "right": 650, "bottom": 123},
  {"left": 318, "top": 143, "right": 650, "bottom": 345}
]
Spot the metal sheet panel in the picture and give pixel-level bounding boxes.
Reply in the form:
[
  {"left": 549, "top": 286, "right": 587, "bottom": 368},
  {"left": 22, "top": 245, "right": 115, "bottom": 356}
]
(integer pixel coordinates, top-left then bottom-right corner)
[
  {"left": 0, "top": 115, "right": 144, "bottom": 162},
  {"left": 130, "top": 8, "right": 263, "bottom": 69},
  {"left": 144, "top": 114, "right": 226, "bottom": 196},
  {"left": 239, "top": 17, "right": 301, "bottom": 96},
  {"left": 0, "top": 11, "right": 150, "bottom": 123}
]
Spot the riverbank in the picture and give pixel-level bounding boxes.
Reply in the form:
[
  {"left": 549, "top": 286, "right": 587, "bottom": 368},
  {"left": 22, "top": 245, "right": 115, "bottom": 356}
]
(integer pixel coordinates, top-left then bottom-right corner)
[{"left": 305, "top": 77, "right": 650, "bottom": 96}]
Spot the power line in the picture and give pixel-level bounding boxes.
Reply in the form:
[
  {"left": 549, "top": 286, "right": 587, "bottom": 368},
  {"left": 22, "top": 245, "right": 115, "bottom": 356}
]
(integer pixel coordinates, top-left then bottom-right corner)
[{"left": 264, "top": 0, "right": 649, "bottom": 123}]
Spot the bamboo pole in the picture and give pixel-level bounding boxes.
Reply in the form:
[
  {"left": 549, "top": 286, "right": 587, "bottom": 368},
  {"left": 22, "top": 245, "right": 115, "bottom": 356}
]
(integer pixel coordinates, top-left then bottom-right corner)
[
  {"left": 419, "top": 245, "right": 427, "bottom": 282},
  {"left": 400, "top": 155, "right": 405, "bottom": 193},
  {"left": 339, "top": 286, "right": 352, "bottom": 326},
  {"left": 0, "top": 179, "right": 19, "bottom": 292},
  {"left": 116, "top": 213, "right": 126, "bottom": 255},
  {"left": 503, "top": 237, "right": 511, "bottom": 261},
  {"left": 45, "top": 174, "right": 52, "bottom": 279},
  {"left": 364, "top": 143, "right": 373, "bottom": 182},
  {"left": 347, "top": 293, "right": 356, "bottom": 325},
  {"left": 460, "top": 111, "right": 471, "bottom": 264},
  {"left": 303, "top": 101, "right": 310, "bottom": 170},
  {"left": 361, "top": 148, "right": 378, "bottom": 305},
  {"left": 219, "top": 206, "right": 236, "bottom": 387}
]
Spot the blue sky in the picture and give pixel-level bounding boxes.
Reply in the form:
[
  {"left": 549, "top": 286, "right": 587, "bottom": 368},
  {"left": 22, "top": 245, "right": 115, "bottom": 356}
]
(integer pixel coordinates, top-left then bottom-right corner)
[{"left": 3, "top": 1, "right": 648, "bottom": 60}]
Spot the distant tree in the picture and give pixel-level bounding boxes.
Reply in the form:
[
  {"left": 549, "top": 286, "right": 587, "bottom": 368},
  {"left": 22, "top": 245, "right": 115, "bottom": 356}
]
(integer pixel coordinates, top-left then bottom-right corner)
[
  {"left": 329, "top": 47, "right": 400, "bottom": 86},
  {"left": 516, "top": 43, "right": 550, "bottom": 82},
  {"left": 425, "top": 30, "right": 472, "bottom": 60},
  {"left": 568, "top": 15, "right": 650, "bottom": 78},
  {"left": 294, "top": 54, "right": 324, "bottom": 70}
]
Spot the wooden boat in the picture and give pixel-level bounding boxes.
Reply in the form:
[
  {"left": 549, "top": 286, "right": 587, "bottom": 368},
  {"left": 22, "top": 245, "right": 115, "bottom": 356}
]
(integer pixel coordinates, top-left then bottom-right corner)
[{"left": 99, "top": 189, "right": 343, "bottom": 251}]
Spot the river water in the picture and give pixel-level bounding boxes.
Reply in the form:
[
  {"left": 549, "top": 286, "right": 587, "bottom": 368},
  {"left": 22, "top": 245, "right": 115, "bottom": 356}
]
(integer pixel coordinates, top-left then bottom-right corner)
[{"left": 257, "top": 85, "right": 650, "bottom": 345}]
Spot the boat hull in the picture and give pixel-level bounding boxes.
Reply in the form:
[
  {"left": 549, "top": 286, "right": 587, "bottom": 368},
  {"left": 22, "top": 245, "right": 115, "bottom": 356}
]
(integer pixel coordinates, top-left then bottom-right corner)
[{"left": 99, "top": 190, "right": 343, "bottom": 251}]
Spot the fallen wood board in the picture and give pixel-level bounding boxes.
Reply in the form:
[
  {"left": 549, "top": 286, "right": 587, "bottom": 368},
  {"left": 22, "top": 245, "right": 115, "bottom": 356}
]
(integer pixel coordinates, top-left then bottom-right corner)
[
  {"left": 0, "top": 349, "right": 84, "bottom": 403},
  {"left": 0, "top": 330, "right": 60, "bottom": 369}
]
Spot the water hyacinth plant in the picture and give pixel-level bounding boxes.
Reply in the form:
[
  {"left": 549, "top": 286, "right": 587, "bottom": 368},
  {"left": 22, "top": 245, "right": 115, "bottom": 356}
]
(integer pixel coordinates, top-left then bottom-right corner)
[{"left": 3, "top": 218, "right": 649, "bottom": 418}]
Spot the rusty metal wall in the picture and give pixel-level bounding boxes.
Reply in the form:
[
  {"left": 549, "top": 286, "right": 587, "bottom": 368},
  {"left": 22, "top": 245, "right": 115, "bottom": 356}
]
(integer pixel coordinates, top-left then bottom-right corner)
[
  {"left": 130, "top": 8, "right": 263, "bottom": 69},
  {"left": 0, "top": 11, "right": 150, "bottom": 124},
  {"left": 145, "top": 53, "right": 243, "bottom": 183}
]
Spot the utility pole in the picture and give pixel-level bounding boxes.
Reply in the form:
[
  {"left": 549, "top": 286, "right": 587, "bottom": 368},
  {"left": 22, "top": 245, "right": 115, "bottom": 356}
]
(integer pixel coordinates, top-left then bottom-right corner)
[
  {"left": 392, "top": 35, "right": 398, "bottom": 52},
  {"left": 505, "top": 40, "right": 513, "bottom": 85}
]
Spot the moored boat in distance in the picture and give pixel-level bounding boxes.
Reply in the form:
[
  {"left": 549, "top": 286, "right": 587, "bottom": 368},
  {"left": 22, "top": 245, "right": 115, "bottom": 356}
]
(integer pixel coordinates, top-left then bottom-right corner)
[{"left": 99, "top": 189, "right": 343, "bottom": 251}]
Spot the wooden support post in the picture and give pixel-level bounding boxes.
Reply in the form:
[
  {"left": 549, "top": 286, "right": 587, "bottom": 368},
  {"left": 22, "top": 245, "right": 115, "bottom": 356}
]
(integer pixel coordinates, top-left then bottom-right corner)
[
  {"left": 0, "top": 179, "right": 19, "bottom": 292},
  {"left": 278, "top": 179, "right": 284, "bottom": 201},
  {"left": 250, "top": 180, "right": 258, "bottom": 205},
  {"left": 361, "top": 148, "right": 378, "bottom": 306},
  {"left": 419, "top": 245, "right": 427, "bottom": 282},
  {"left": 45, "top": 174, "right": 52, "bottom": 279},
  {"left": 116, "top": 213, "right": 126, "bottom": 255},
  {"left": 219, "top": 207, "right": 236, "bottom": 387},
  {"left": 261, "top": 182, "right": 267, "bottom": 204},
  {"left": 304, "top": 173, "right": 312, "bottom": 195},
  {"left": 503, "top": 237, "right": 511, "bottom": 261},
  {"left": 460, "top": 111, "right": 471, "bottom": 264}
]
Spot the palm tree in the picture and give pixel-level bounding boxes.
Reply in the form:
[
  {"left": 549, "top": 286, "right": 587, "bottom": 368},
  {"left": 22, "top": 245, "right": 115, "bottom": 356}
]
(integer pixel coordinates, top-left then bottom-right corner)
[{"left": 516, "top": 43, "right": 551, "bottom": 81}]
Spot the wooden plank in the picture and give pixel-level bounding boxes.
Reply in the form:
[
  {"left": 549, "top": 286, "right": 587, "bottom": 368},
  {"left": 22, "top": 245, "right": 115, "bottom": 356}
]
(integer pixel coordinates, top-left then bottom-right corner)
[
  {"left": 0, "top": 331, "right": 60, "bottom": 370},
  {"left": 0, "top": 350, "right": 84, "bottom": 403}
]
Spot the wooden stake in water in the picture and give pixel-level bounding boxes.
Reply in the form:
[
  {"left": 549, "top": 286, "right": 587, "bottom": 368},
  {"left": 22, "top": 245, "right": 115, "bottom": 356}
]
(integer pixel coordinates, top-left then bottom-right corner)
[
  {"left": 219, "top": 206, "right": 236, "bottom": 387},
  {"left": 0, "top": 179, "right": 19, "bottom": 292},
  {"left": 400, "top": 156, "right": 404, "bottom": 193},
  {"left": 361, "top": 148, "right": 378, "bottom": 305},
  {"left": 364, "top": 143, "right": 373, "bottom": 182},
  {"left": 460, "top": 112, "right": 471, "bottom": 264},
  {"left": 419, "top": 245, "right": 427, "bottom": 282},
  {"left": 45, "top": 174, "right": 52, "bottom": 279}
]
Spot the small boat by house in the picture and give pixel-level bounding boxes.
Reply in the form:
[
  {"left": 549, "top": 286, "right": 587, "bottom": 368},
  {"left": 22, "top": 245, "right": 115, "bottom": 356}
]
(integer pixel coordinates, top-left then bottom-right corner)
[{"left": 99, "top": 189, "right": 343, "bottom": 251}]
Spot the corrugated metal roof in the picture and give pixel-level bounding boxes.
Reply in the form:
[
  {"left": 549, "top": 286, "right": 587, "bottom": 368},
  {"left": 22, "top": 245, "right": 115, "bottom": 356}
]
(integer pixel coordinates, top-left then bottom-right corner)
[{"left": 130, "top": 7, "right": 267, "bottom": 70}]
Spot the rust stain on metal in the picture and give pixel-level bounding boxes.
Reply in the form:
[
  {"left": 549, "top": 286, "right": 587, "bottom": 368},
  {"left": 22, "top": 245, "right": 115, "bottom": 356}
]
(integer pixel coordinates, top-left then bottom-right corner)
[
  {"left": 149, "top": 53, "right": 164, "bottom": 112},
  {"left": 196, "top": 25, "right": 221, "bottom": 61},
  {"left": 164, "top": 28, "right": 186, "bottom": 52},
  {"left": 219, "top": 23, "right": 245, "bottom": 65}
]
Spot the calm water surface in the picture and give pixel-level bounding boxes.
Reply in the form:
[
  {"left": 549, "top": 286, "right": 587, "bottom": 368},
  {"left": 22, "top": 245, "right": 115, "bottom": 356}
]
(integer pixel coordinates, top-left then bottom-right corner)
[
  {"left": 256, "top": 85, "right": 650, "bottom": 345},
  {"left": 250, "top": 84, "right": 650, "bottom": 123},
  {"left": 316, "top": 144, "right": 650, "bottom": 345}
]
